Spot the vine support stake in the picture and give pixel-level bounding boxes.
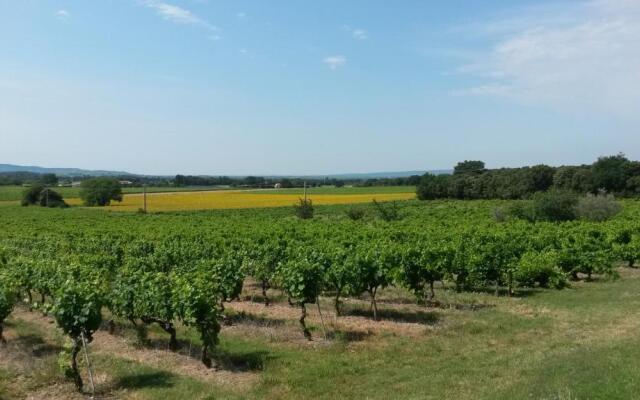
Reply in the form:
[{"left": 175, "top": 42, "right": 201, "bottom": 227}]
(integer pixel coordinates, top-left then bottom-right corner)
[
  {"left": 316, "top": 297, "right": 327, "bottom": 340},
  {"left": 81, "top": 331, "right": 96, "bottom": 398}
]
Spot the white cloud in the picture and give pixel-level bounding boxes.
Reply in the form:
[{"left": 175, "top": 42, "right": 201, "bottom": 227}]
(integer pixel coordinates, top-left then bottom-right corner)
[
  {"left": 455, "top": 0, "right": 640, "bottom": 117},
  {"left": 451, "top": 84, "right": 513, "bottom": 97},
  {"left": 323, "top": 55, "right": 346, "bottom": 70},
  {"left": 343, "top": 25, "right": 368, "bottom": 40},
  {"left": 352, "top": 29, "right": 368, "bottom": 40},
  {"left": 236, "top": 12, "right": 247, "bottom": 19},
  {"left": 141, "top": 0, "right": 217, "bottom": 30},
  {"left": 55, "top": 9, "right": 70, "bottom": 20}
]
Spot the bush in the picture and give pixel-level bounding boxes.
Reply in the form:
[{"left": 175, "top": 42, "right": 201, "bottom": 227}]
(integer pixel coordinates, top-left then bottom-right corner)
[
  {"left": 492, "top": 207, "right": 508, "bottom": 222},
  {"left": 531, "top": 190, "right": 578, "bottom": 222},
  {"left": 575, "top": 191, "right": 621, "bottom": 221},
  {"left": 346, "top": 207, "right": 365, "bottom": 221},
  {"left": 79, "top": 178, "right": 123, "bottom": 206},
  {"left": 507, "top": 202, "right": 535, "bottom": 222},
  {"left": 293, "top": 198, "right": 314, "bottom": 219},
  {"left": 372, "top": 200, "right": 401, "bottom": 221}
]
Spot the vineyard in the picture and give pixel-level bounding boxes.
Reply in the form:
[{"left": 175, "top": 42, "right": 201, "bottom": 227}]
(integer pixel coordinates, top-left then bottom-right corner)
[{"left": 1, "top": 199, "right": 640, "bottom": 399}]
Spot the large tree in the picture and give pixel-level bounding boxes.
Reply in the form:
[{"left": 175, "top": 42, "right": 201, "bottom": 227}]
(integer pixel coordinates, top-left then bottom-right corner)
[
  {"left": 39, "top": 173, "right": 59, "bottom": 186},
  {"left": 79, "top": 178, "right": 123, "bottom": 206},
  {"left": 21, "top": 185, "right": 67, "bottom": 208},
  {"left": 453, "top": 160, "right": 485, "bottom": 175},
  {"left": 591, "top": 154, "right": 630, "bottom": 193}
]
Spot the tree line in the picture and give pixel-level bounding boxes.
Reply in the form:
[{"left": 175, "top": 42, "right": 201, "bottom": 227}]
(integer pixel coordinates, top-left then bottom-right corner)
[{"left": 418, "top": 154, "right": 640, "bottom": 200}]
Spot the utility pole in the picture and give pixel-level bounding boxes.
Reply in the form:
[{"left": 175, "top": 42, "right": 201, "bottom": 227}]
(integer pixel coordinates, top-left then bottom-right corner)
[
  {"left": 303, "top": 181, "right": 307, "bottom": 202},
  {"left": 143, "top": 184, "right": 147, "bottom": 213}
]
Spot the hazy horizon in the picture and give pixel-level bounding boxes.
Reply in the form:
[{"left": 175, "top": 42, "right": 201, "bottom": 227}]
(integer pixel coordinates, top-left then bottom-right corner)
[{"left": 1, "top": 1, "right": 639, "bottom": 175}]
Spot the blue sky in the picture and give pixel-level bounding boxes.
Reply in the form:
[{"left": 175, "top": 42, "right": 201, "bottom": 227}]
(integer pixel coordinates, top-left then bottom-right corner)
[{"left": 1, "top": 0, "right": 638, "bottom": 175}]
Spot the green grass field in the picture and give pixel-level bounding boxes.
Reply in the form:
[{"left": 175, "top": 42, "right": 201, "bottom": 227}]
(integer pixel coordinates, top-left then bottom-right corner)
[{"left": 0, "top": 185, "right": 229, "bottom": 202}]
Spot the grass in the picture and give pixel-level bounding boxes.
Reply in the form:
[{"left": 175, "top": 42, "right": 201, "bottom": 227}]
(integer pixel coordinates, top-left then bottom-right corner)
[
  {"left": 4, "top": 269, "right": 640, "bottom": 399},
  {"left": 0, "top": 185, "right": 229, "bottom": 202}
]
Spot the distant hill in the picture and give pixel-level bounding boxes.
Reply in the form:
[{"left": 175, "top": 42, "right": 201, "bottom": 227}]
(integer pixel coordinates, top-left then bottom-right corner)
[
  {"left": 0, "top": 164, "right": 134, "bottom": 177},
  {"left": 0, "top": 163, "right": 450, "bottom": 179}
]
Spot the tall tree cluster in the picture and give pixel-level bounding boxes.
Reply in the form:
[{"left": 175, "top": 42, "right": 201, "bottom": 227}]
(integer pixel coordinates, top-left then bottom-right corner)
[{"left": 418, "top": 154, "right": 640, "bottom": 200}]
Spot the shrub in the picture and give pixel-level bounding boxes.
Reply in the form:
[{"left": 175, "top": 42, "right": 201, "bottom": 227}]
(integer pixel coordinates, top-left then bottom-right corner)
[
  {"left": 293, "top": 198, "right": 314, "bottom": 219},
  {"left": 507, "top": 202, "right": 535, "bottom": 222},
  {"left": 372, "top": 200, "right": 401, "bottom": 221},
  {"left": 531, "top": 190, "right": 578, "bottom": 222},
  {"left": 492, "top": 207, "right": 508, "bottom": 223},
  {"left": 575, "top": 191, "right": 621, "bottom": 222},
  {"left": 346, "top": 206, "right": 365, "bottom": 221}
]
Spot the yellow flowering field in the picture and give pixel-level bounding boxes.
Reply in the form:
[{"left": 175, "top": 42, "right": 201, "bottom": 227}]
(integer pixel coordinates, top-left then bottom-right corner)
[{"left": 65, "top": 190, "right": 415, "bottom": 212}]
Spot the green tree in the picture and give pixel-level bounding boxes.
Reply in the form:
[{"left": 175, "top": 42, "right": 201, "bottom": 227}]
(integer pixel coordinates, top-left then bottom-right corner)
[
  {"left": 528, "top": 165, "right": 556, "bottom": 192},
  {"left": 21, "top": 185, "right": 45, "bottom": 206},
  {"left": 571, "top": 168, "right": 594, "bottom": 193},
  {"left": 453, "top": 160, "right": 485, "bottom": 175},
  {"left": 21, "top": 185, "right": 67, "bottom": 208},
  {"left": 39, "top": 189, "right": 67, "bottom": 208},
  {"left": 531, "top": 190, "right": 578, "bottom": 222},
  {"left": 417, "top": 173, "right": 450, "bottom": 200},
  {"left": 79, "top": 178, "right": 123, "bottom": 206},
  {"left": 40, "top": 173, "right": 59, "bottom": 186},
  {"left": 592, "top": 154, "right": 630, "bottom": 193}
]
